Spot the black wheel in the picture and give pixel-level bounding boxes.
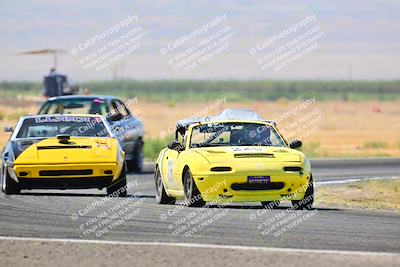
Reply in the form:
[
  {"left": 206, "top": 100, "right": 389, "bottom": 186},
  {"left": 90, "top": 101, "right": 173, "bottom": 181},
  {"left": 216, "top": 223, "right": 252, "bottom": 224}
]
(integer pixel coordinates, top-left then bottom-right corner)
[
  {"left": 127, "top": 141, "right": 143, "bottom": 173},
  {"left": 107, "top": 164, "right": 127, "bottom": 197},
  {"left": 261, "top": 201, "right": 280, "bottom": 209},
  {"left": 2, "top": 166, "right": 20, "bottom": 195},
  {"left": 292, "top": 175, "right": 314, "bottom": 210},
  {"left": 183, "top": 168, "right": 205, "bottom": 207},
  {"left": 154, "top": 167, "right": 175, "bottom": 204}
]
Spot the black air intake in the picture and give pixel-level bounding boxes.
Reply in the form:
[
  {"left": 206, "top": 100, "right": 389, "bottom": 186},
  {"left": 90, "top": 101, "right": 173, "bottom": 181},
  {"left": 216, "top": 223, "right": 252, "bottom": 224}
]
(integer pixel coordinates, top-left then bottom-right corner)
[
  {"left": 39, "top": 169, "right": 93, "bottom": 176},
  {"left": 234, "top": 153, "right": 274, "bottom": 158},
  {"left": 231, "top": 182, "right": 284, "bottom": 191},
  {"left": 210, "top": 167, "right": 232, "bottom": 172},
  {"left": 37, "top": 146, "right": 91, "bottom": 150}
]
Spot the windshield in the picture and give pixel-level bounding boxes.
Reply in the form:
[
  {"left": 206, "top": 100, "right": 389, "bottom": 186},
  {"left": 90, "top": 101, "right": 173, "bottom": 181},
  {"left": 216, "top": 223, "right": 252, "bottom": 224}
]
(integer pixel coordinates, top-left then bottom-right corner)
[
  {"left": 16, "top": 116, "right": 110, "bottom": 138},
  {"left": 39, "top": 98, "right": 108, "bottom": 115},
  {"left": 190, "top": 122, "right": 286, "bottom": 148}
]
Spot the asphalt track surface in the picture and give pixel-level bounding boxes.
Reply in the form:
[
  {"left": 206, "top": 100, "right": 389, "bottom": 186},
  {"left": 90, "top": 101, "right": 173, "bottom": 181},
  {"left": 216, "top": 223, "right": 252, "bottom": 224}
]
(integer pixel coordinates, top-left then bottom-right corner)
[{"left": 0, "top": 158, "right": 399, "bottom": 266}]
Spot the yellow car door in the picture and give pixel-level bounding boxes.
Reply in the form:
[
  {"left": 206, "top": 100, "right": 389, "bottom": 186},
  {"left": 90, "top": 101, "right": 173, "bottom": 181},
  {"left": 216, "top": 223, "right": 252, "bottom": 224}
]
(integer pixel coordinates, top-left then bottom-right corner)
[{"left": 163, "top": 148, "right": 180, "bottom": 190}]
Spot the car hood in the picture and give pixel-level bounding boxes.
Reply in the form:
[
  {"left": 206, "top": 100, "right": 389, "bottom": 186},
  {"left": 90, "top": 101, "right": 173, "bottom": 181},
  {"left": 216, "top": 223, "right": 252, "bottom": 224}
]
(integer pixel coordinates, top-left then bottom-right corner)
[
  {"left": 192, "top": 146, "right": 303, "bottom": 163},
  {"left": 14, "top": 137, "right": 118, "bottom": 165}
]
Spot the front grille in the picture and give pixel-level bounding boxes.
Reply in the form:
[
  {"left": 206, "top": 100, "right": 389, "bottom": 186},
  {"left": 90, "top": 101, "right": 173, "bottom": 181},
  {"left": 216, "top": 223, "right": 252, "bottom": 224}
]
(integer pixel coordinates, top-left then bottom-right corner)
[
  {"left": 39, "top": 169, "right": 93, "bottom": 176},
  {"left": 37, "top": 146, "right": 91, "bottom": 150},
  {"left": 234, "top": 153, "right": 274, "bottom": 158},
  {"left": 18, "top": 177, "right": 113, "bottom": 190},
  {"left": 231, "top": 182, "right": 284, "bottom": 191}
]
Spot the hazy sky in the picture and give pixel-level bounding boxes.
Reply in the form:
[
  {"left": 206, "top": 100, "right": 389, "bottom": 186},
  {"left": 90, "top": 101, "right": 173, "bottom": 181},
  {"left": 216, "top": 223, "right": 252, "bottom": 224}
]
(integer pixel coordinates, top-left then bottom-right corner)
[{"left": 0, "top": 0, "right": 399, "bottom": 81}]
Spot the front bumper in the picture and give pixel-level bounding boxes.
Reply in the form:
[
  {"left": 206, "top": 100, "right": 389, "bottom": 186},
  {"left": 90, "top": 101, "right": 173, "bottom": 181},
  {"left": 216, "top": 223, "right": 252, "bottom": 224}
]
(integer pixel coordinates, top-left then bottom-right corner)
[
  {"left": 12, "top": 163, "right": 120, "bottom": 189},
  {"left": 17, "top": 177, "right": 114, "bottom": 189},
  {"left": 192, "top": 168, "right": 311, "bottom": 202}
]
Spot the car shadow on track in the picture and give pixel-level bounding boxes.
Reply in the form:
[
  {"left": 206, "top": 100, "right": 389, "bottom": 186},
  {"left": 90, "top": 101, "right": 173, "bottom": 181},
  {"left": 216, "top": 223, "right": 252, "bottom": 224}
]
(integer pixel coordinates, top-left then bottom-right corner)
[
  {"left": 193, "top": 204, "right": 341, "bottom": 211},
  {"left": 17, "top": 192, "right": 156, "bottom": 198}
]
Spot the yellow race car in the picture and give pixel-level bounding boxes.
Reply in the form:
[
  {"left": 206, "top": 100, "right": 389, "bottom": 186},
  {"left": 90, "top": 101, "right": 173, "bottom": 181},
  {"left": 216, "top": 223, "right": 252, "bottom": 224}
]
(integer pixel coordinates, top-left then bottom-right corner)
[
  {"left": 155, "top": 109, "right": 314, "bottom": 209},
  {"left": 1, "top": 114, "right": 126, "bottom": 196}
]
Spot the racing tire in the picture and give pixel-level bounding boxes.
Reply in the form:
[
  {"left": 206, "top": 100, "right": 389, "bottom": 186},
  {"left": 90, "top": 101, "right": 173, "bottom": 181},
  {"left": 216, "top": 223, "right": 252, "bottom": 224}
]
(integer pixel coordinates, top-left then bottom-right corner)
[
  {"left": 261, "top": 201, "right": 280, "bottom": 209},
  {"left": 183, "top": 168, "right": 205, "bottom": 207},
  {"left": 2, "top": 167, "right": 20, "bottom": 195},
  {"left": 154, "top": 167, "right": 175, "bottom": 204},
  {"left": 107, "top": 164, "right": 128, "bottom": 197},
  {"left": 291, "top": 175, "right": 314, "bottom": 210},
  {"left": 127, "top": 141, "right": 144, "bottom": 173}
]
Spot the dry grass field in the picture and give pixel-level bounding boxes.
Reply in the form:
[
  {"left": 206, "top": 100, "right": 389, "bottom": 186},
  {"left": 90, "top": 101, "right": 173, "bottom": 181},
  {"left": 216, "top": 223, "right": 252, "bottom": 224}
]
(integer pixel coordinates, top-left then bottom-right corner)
[{"left": 1, "top": 96, "right": 399, "bottom": 158}]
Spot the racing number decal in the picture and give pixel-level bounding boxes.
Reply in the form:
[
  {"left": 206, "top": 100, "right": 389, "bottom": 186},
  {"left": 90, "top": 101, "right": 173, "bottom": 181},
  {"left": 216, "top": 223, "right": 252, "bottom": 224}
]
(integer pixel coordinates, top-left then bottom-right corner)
[
  {"left": 231, "top": 147, "right": 262, "bottom": 152},
  {"left": 167, "top": 159, "right": 174, "bottom": 185}
]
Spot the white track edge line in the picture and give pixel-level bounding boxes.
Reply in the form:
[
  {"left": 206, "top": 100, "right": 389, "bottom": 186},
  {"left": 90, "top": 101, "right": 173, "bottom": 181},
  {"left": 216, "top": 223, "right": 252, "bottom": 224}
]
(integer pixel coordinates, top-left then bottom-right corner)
[{"left": 0, "top": 236, "right": 398, "bottom": 257}]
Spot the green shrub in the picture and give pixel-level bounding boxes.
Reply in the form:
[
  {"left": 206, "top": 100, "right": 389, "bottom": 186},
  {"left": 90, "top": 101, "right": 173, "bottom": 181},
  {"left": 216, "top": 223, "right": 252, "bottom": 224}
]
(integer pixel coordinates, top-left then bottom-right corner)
[
  {"left": 144, "top": 135, "right": 173, "bottom": 160},
  {"left": 1, "top": 80, "right": 400, "bottom": 102},
  {"left": 363, "top": 141, "right": 388, "bottom": 149}
]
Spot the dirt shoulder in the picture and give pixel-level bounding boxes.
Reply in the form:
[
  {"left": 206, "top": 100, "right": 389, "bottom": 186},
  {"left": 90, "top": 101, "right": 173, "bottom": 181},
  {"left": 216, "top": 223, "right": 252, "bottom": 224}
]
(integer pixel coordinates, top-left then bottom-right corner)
[{"left": 316, "top": 179, "right": 400, "bottom": 212}]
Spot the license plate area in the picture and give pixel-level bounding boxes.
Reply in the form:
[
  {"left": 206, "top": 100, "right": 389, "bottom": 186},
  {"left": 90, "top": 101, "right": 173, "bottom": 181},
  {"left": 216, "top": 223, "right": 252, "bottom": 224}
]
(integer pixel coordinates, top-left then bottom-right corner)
[{"left": 247, "top": 176, "right": 270, "bottom": 184}]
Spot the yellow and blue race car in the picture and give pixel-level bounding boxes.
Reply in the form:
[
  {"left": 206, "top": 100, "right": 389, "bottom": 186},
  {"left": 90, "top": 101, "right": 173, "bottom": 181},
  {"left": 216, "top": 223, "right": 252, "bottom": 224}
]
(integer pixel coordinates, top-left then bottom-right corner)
[
  {"left": 155, "top": 109, "right": 314, "bottom": 209},
  {"left": 1, "top": 114, "right": 126, "bottom": 196}
]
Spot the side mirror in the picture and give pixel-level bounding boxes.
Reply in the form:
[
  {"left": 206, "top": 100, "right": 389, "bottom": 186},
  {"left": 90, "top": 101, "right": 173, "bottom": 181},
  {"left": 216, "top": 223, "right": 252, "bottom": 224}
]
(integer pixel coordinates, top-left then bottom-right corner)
[
  {"left": 4, "top": 126, "right": 13, "bottom": 133},
  {"left": 168, "top": 140, "right": 183, "bottom": 151},
  {"left": 289, "top": 140, "right": 302, "bottom": 149}
]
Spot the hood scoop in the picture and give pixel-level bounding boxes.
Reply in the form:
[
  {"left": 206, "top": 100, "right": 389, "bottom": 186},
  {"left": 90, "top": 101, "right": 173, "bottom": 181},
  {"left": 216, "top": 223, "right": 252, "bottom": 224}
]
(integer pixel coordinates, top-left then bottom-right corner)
[{"left": 234, "top": 153, "right": 275, "bottom": 158}]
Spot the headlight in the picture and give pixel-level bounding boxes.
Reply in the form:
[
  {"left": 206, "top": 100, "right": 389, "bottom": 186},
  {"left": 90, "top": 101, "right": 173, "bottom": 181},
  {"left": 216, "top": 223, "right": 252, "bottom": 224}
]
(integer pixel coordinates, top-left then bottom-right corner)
[{"left": 7, "top": 166, "right": 18, "bottom": 180}]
